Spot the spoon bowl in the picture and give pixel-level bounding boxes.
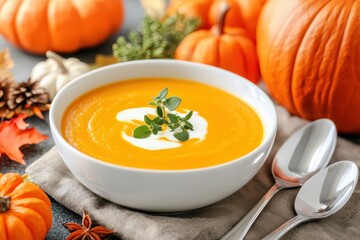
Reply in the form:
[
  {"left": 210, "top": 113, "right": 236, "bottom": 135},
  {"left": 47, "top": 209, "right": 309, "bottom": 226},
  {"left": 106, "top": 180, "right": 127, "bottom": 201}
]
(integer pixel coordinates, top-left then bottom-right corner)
[
  {"left": 221, "top": 119, "right": 337, "bottom": 240},
  {"left": 263, "top": 161, "right": 359, "bottom": 240},
  {"left": 272, "top": 119, "right": 337, "bottom": 187},
  {"left": 296, "top": 160, "right": 358, "bottom": 219}
]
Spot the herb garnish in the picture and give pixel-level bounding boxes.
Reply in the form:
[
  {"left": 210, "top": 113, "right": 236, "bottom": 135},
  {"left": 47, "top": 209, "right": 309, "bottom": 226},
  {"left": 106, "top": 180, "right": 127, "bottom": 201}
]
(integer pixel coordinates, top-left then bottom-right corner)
[{"left": 133, "top": 88, "right": 194, "bottom": 142}]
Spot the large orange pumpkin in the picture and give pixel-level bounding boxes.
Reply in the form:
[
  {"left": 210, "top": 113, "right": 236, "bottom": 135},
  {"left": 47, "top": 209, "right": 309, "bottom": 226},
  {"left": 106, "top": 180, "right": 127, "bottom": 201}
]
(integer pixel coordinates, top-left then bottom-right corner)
[
  {"left": 175, "top": 3, "right": 260, "bottom": 83},
  {"left": 257, "top": 0, "right": 360, "bottom": 133},
  {"left": 0, "top": 0, "right": 124, "bottom": 54},
  {"left": 0, "top": 173, "right": 52, "bottom": 240}
]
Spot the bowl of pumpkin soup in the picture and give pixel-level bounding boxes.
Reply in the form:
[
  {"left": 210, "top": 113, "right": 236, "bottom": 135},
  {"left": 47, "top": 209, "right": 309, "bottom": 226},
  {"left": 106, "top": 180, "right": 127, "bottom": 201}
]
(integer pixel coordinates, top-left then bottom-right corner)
[{"left": 50, "top": 60, "right": 277, "bottom": 212}]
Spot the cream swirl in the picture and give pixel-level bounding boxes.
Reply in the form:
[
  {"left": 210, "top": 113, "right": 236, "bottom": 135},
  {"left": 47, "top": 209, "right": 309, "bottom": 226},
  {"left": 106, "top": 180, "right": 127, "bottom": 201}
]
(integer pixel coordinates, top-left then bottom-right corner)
[{"left": 116, "top": 107, "right": 208, "bottom": 150}]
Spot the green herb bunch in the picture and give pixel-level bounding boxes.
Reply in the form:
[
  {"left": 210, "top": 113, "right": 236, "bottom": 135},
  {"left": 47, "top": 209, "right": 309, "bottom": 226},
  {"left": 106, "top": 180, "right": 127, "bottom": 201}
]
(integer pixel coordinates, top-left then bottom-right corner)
[
  {"left": 133, "top": 88, "right": 194, "bottom": 142},
  {"left": 113, "top": 14, "right": 200, "bottom": 61}
]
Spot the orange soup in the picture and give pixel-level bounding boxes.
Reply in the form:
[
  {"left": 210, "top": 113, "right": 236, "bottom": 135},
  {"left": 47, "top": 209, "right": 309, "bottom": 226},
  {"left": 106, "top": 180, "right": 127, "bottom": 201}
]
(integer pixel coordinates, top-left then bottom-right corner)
[{"left": 62, "top": 78, "right": 263, "bottom": 170}]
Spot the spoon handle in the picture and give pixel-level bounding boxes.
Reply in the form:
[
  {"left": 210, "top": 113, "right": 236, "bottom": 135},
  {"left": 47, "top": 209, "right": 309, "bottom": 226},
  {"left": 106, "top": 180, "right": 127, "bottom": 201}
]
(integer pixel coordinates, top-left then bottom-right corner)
[
  {"left": 262, "top": 215, "right": 308, "bottom": 240},
  {"left": 220, "top": 183, "right": 283, "bottom": 240}
]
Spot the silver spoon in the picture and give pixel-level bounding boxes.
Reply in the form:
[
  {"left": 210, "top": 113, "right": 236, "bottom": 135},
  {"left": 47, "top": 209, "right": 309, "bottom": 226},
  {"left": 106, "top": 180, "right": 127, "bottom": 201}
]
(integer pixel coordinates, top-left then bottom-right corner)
[
  {"left": 220, "top": 119, "right": 337, "bottom": 240},
  {"left": 262, "top": 160, "right": 359, "bottom": 240}
]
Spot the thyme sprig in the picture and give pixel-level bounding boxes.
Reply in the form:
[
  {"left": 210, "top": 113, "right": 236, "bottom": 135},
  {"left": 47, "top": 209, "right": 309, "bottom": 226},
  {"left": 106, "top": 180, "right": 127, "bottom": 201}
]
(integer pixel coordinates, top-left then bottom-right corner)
[
  {"left": 113, "top": 14, "right": 200, "bottom": 61},
  {"left": 133, "top": 88, "right": 194, "bottom": 142}
]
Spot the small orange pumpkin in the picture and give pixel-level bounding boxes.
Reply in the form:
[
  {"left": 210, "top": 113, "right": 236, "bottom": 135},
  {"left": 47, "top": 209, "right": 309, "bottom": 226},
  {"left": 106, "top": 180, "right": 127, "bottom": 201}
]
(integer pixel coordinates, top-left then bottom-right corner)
[
  {"left": 168, "top": 0, "right": 266, "bottom": 41},
  {"left": 228, "top": 0, "right": 267, "bottom": 41},
  {"left": 208, "top": 0, "right": 245, "bottom": 29},
  {"left": 175, "top": 2, "right": 260, "bottom": 83},
  {"left": 257, "top": 0, "right": 360, "bottom": 133},
  {"left": 167, "top": 0, "right": 244, "bottom": 29},
  {"left": 0, "top": 0, "right": 124, "bottom": 54},
  {"left": 167, "top": 0, "right": 215, "bottom": 29},
  {"left": 0, "top": 173, "right": 52, "bottom": 240}
]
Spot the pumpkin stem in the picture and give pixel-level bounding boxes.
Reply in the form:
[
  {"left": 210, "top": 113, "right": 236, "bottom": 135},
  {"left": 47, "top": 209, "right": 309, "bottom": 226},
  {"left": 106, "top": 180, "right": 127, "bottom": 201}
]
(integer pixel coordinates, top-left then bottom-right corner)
[
  {"left": 216, "top": 1, "right": 230, "bottom": 35},
  {"left": 46, "top": 51, "right": 69, "bottom": 74},
  {"left": 0, "top": 196, "right": 10, "bottom": 213}
]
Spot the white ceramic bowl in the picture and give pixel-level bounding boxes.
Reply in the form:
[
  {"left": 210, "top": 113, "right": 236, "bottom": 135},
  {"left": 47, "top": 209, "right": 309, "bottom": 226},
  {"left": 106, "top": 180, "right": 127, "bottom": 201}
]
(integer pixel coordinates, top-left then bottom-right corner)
[{"left": 50, "top": 60, "right": 277, "bottom": 212}]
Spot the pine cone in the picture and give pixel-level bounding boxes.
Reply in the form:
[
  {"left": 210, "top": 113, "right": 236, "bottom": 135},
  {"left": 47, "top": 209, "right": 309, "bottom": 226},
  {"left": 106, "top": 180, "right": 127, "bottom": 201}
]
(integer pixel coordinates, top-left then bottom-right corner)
[
  {"left": 7, "top": 79, "right": 50, "bottom": 116},
  {"left": 0, "top": 78, "right": 14, "bottom": 118}
]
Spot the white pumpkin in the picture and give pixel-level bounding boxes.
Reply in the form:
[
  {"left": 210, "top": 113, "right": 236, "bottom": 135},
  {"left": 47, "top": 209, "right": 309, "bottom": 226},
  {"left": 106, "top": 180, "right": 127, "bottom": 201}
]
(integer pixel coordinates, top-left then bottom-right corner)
[{"left": 31, "top": 51, "right": 90, "bottom": 100}]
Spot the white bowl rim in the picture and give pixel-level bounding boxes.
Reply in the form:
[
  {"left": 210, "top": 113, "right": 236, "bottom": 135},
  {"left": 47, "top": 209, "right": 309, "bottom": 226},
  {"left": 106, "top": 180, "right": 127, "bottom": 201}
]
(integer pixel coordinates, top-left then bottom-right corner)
[{"left": 50, "top": 59, "right": 277, "bottom": 174}]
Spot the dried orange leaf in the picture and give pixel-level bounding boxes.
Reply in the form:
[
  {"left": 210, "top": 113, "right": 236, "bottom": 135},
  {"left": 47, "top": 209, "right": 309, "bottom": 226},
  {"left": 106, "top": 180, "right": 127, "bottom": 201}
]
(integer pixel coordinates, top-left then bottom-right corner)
[
  {"left": 12, "top": 114, "right": 29, "bottom": 129},
  {"left": 0, "top": 115, "right": 48, "bottom": 164},
  {"left": 31, "top": 106, "right": 45, "bottom": 120},
  {"left": 95, "top": 54, "right": 118, "bottom": 67},
  {"left": 0, "top": 49, "right": 14, "bottom": 69}
]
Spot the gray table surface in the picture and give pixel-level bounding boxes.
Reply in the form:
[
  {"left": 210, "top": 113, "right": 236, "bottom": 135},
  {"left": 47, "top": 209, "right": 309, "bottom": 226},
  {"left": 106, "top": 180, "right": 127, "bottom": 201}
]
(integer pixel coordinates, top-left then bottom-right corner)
[
  {"left": 0, "top": 1, "right": 143, "bottom": 239},
  {"left": 1, "top": 1, "right": 360, "bottom": 239}
]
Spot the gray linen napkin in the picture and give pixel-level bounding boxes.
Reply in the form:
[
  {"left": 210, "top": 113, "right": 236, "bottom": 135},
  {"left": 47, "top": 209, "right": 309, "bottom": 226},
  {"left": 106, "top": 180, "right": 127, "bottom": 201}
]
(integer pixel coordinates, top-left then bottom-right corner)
[{"left": 26, "top": 105, "right": 360, "bottom": 240}]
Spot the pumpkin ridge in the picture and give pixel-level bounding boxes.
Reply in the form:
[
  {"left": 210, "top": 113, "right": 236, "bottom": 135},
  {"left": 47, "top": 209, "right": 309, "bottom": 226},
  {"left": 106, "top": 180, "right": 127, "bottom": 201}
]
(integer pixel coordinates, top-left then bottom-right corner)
[
  {"left": 325, "top": 1, "right": 354, "bottom": 120},
  {"left": 10, "top": 206, "right": 47, "bottom": 239},
  {"left": 175, "top": 31, "right": 207, "bottom": 60},
  {"left": 106, "top": 0, "right": 124, "bottom": 34},
  {"left": 303, "top": 0, "right": 345, "bottom": 119},
  {"left": 290, "top": 0, "right": 333, "bottom": 117},
  {"left": 260, "top": 1, "right": 307, "bottom": 114},
  {"left": 0, "top": 173, "right": 23, "bottom": 197},
  {"left": 0, "top": 215, "right": 8, "bottom": 239},
  {"left": 18, "top": 0, "right": 53, "bottom": 53},
  {"left": 215, "top": 35, "right": 220, "bottom": 67},
  {"left": 233, "top": 37, "right": 248, "bottom": 78},
  {"left": 3, "top": 0, "right": 22, "bottom": 47},
  {"left": 229, "top": 37, "right": 248, "bottom": 77},
  {"left": 11, "top": 183, "right": 51, "bottom": 207},
  {"left": 69, "top": 0, "right": 87, "bottom": 48},
  {"left": 10, "top": 198, "right": 52, "bottom": 231},
  {"left": 47, "top": 0, "right": 81, "bottom": 52},
  {"left": 4, "top": 213, "right": 33, "bottom": 240},
  {"left": 218, "top": 36, "right": 234, "bottom": 75}
]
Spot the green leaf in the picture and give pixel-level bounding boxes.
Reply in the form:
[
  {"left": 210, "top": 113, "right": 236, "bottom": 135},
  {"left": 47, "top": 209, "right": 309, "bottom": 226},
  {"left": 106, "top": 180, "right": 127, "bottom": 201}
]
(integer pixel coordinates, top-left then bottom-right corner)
[
  {"left": 168, "top": 113, "right": 178, "bottom": 123},
  {"left": 156, "top": 106, "right": 163, "bottom": 117},
  {"left": 157, "top": 118, "right": 165, "bottom": 125},
  {"left": 174, "top": 131, "right": 189, "bottom": 142},
  {"left": 149, "top": 102, "right": 157, "bottom": 106},
  {"left": 165, "top": 97, "right": 181, "bottom": 111},
  {"left": 144, "top": 115, "right": 152, "bottom": 125},
  {"left": 154, "top": 117, "right": 165, "bottom": 126},
  {"left": 151, "top": 122, "right": 157, "bottom": 128},
  {"left": 184, "top": 121, "right": 193, "bottom": 130},
  {"left": 133, "top": 125, "right": 151, "bottom": 139},
  {"left": 184, "top": 111, "right": 193, "bottom": 120},
  {"left": 155, "top": 99, "right": 161, "bottom": 105},
  {"left": 158, "top": 88, "right": 168, "bottom": 99},
  {"left": 152, "top": 128, "right": 158, "bottom": 135}
]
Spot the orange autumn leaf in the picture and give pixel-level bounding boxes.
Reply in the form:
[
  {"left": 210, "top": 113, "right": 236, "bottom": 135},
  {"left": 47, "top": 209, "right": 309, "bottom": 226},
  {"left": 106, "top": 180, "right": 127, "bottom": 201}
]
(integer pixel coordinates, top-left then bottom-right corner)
[
  {"left": 12, "top": 113, "right": 29, "bottom": 129},
  {"left": 0, "top": 115, "right": 47, "bottom": 164}
]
